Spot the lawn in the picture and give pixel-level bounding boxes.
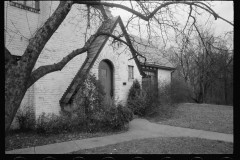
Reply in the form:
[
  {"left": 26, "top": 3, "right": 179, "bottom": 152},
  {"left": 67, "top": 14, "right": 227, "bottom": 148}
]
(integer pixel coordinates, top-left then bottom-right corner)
[
  {"left": 147, "top": 103, "right": 233, "bottom": 134},
  {"left": 6, "top": 103, "right": 233, "bottom": 152},
  {"left": 5, "top": 127, "right": 128, "bottom": 151},
  {"left": 71, "top": 137, "right": 233, "bottom": 154}
]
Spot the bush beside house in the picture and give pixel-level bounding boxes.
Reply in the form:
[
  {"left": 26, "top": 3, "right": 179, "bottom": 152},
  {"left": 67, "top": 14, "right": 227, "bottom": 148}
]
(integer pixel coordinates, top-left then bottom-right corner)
[
  {"left": 12, "top": 73, "right": 133, "bottom": 136},
  {"left": 127, "top": 79, "right": 176, "bottom": 118}
]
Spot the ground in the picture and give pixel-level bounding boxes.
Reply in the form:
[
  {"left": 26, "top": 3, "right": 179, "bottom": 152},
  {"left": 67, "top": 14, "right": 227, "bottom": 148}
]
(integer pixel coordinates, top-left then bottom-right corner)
[
  {"left": 71, "top": 103, "right": 233, "bottom": 154},
  {"left": 71, "top": 137, "right": 233, "bottom": 154},
  {"left": 147, "top": 103, "right": 233, "bottom": 134},
  {"left": 5, "top": 103, "right": 233, "bottom": 153},
  {"left": 5, "top": 127, "right": 128, "bottom": 151}
]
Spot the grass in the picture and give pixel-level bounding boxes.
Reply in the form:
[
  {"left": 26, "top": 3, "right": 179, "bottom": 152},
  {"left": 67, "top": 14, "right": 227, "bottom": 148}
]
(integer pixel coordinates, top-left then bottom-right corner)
[
  {"left": 71, "top": 137, "right": 233, "bottom": 154},
  {"left": 5, "top": 126, "right": 128, "bottom": 151},
  {"left": 146, "top": 103, "right": 233, "bottom": 134},
  {"left": 6, "top": 102, "right": 233, "bottom": 153}
]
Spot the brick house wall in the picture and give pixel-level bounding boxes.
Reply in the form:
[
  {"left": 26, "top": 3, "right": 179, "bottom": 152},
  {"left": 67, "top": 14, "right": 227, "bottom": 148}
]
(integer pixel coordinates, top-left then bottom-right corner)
[
  {"left": 5, "top": 1, "right": 45, "bottom": 128},
  {"left": 5, "top": 1, "right": 142, "bottom": 127},
  {"left": 5, "top": 1, "right": 91, "bottom": 127},
  {"left": 90, "top": 23, "right": 142, "bottom": 104},
  {"left": 5, "top": 1, "right": 173, "bottom": 129}
]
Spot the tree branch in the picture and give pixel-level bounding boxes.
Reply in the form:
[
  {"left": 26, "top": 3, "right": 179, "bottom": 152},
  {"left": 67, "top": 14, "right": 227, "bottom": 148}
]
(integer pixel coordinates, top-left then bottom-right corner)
[
  {"left": 26, "top": 47, "right": 87, "bottom": 89},
  {"left": 26, "top": 28, "right": 103, "bottom": 89},
  {"left": 5, "top": 47, "right": 17, "bottom": 66},
  {"left": 99, "top": 31, "right": 147, "bottom": 62},
  {"left": 26, "top": 28, "right": 147, "bottom": 89},
  {"left": 74, "top": 1, "right": 233, "bottom": 26},
  {"left": 20, "top": 1, "right": 74, "bottom": 77}
]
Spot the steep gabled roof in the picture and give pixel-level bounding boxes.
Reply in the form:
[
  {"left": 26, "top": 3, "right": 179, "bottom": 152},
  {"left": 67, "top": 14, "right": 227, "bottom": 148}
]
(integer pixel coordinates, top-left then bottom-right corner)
[
  {"left": 60, "top": 17, "right": 119, "bottom": 106},
  {"left": 60, "top": 16, "right": 145, "bottom": 107},
  {"left": 129, "top": 35, "right": 175, "bottom": 69}
]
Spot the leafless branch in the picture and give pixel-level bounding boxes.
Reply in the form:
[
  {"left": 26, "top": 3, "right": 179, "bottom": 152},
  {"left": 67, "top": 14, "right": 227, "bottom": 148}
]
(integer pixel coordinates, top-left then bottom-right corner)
[
  {"left": 25, "top": 10, "right": 33, "bottom": 37},
  {"left": 99, "top": 32, "right": 147, "bottom": 62},
  {"left": 26, "top": 47, "right": 87, "bottom": 89},
  {"left": 183, "top": 5, "right": 192, "bottom": 34},
  {"left": 74, "top": 1, "right": 233, "bottom": 26},
  {"left": 10, "top": 20, "right": 29, "bottom": 40}
]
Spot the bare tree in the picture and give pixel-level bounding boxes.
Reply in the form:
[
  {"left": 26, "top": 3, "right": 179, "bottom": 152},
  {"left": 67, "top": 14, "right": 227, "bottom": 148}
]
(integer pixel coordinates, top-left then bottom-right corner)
[
  {"left": 5, "top": 1, "right": 233, "bottom": 135},
  {"left": 170, "top": 23, "right": 233, "bottom": 104}
]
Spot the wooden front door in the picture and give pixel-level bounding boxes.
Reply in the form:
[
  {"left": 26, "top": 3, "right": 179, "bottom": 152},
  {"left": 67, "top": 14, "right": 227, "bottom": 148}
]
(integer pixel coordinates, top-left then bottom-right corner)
[{"left": 99, "top": 60, "right": 113, "bottom": 103}]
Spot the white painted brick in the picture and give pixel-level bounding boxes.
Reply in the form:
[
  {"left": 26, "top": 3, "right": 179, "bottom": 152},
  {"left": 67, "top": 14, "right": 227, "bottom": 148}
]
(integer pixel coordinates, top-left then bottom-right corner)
[{"left": 6, "top": 1, "right": 172, "bottom": 127}]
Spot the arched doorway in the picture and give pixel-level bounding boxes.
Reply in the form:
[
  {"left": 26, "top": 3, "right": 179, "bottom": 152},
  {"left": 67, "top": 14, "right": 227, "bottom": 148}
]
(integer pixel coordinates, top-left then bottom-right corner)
[{"left": 98, "top": 60, "right": 114, "bottom": 103}]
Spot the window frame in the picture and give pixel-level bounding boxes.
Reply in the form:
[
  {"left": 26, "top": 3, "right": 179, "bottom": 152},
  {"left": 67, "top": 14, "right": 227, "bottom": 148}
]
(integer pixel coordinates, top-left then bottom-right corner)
[
  {"left": 10, "top": 1, "right": 40, "bottom": 13},
  {"left": 128, "top": 65, "right": 134, "bottom": 80}
]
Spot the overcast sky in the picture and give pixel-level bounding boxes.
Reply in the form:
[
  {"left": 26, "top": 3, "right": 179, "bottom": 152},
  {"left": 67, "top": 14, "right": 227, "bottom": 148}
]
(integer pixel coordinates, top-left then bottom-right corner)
[{"left": 110, "top": 1, "right": 233, "bottom": 37}]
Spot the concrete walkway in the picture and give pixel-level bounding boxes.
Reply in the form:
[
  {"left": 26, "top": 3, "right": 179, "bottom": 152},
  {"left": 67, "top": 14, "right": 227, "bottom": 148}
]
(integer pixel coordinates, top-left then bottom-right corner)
[{"left": 5, "top": 118, "right": 233, "bottom": 154}]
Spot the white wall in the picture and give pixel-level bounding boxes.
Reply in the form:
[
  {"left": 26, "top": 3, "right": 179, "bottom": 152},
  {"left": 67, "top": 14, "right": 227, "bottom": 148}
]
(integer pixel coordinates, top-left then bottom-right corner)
[
  {"left": 5, "top": 1, "right": 91, "bottom": 121},
  {"left": 33, "top": 3, "right": 90, "bottom": 118},
  {"left": 5, "top": 1, "right": 43, "bottom": 128},
  {"left": 6, "top": 1, "right": 158, "bottom": 128},
  {"left": 90, "top": 24, "right": 142, "bottom": 104},
  {"left": 158, "top": 69, "right": 172, "bottom": 86}
]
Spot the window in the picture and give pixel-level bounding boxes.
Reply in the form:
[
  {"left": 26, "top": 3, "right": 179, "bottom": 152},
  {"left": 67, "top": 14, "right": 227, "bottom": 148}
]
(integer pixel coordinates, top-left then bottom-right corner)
[
  {"left": 101, "top": 69, "right": 107, "bottom": 78},
  {"left": 128, "top": 66, "right": 134, "bottom": 80},
  {"left": 10, "top": 1, "right": 40, "bottom": 13}
]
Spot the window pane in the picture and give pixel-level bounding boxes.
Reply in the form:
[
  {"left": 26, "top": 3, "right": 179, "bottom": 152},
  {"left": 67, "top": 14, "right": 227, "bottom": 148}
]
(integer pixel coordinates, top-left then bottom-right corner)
[
  {"left": 101, "top": 69, "right": 107, "bottom": 78},
  {"left": 17, "top": 1, "right": 24, "bottom": 4},
  {"left": 32, "top": 1, "right": 35, "bottom": 8},
  {"left": 35, "top": 1, "right": 39, "bottom": 10},
  {"left": 26, "top": 1, "right": 33, "bottom": 7},
  {"left": 128, "top": 66, "right": 134, "bottom": 79}
]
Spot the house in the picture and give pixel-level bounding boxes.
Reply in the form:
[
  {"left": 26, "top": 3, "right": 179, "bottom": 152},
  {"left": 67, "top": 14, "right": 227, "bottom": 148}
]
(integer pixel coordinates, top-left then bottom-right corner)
[{"left": 5, "top": 1, "right": 175, "bottom": 129}]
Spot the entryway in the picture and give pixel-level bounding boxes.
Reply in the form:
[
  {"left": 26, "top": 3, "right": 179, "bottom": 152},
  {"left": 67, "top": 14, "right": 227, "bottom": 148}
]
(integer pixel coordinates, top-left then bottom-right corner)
[{"left": 98, "top": 60, "right": 114, "bottom": 103}]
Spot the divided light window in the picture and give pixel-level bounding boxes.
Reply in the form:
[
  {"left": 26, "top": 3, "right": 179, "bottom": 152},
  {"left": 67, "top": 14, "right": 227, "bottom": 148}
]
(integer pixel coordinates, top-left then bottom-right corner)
[
  {"left": 128, "top": 65, "right": 134, "bottom": 80},
  {"left": 10, "top": 1, "right": 40, "bottom": 13}
]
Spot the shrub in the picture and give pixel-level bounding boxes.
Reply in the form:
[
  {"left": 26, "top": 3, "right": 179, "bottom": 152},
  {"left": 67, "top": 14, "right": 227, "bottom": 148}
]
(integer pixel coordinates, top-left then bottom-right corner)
[
  {"left": 35, "top": 112, "right": 84, "bottom": 135},
  {"left": 127, "top": 79, "right": 147, "bottom": 116},
  {"left": 158, "top": 80, "right": 172, "bottom": 105},
  {"left": 117, "top": 104, "right": 133, "bottom": 122},
  {"left": 35, "top": 86, "right": 133, "bottom": 134},
  {"left": 105, "top": 103, "right": 133, "bottom": 130},
  {"left": 15, "top": 105, "right": 35, "bottom": 131},
  {"left": 70, "top": 73, "right": 106, "bottom": 119},
  {"left": 170, "top": 74, "right": 193, "bottom": 103},
  {"left": 127, "top": 79, "right": 141, "bottom": 101},
  {"left": 127, "top": 79, "right": 160, "bottom": 116},
  {"left": 84, "top": 102, "right": 133, "bottom": 132},
  {"left": 35, "top": 73, "right": 134, "bottom": 135},
  {"left": 127, "top": 92, "right": 147, "bottom": 116},
  {"left": 127, "top": 78, "right": 179, "bottom": 118}
]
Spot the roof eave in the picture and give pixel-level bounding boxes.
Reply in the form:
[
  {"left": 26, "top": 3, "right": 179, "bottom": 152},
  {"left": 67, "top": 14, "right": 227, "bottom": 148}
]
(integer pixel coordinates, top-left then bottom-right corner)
[{"left": 140, "top": 62, "right": 176, "bottom": 70}]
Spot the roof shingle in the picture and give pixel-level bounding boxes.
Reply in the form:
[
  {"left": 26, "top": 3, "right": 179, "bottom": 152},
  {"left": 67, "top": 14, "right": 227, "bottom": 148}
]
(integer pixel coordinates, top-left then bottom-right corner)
[{"left": 129, "top": 34, "right": 175, "bottom": 69}]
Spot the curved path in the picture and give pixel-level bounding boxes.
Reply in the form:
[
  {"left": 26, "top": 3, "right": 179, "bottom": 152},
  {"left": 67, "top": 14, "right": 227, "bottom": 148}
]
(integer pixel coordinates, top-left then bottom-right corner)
[{"left": 6, "top": 118, "right": 233, "bottom": 154}]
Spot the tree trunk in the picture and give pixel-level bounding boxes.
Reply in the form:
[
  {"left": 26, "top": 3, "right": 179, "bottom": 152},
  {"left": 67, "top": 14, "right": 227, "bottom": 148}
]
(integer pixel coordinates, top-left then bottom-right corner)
[
  {"left": 224, "top": 79, "right": 228, "bottom": 105},
  {"left": 198, "top": 83, "right": 203, "bottom": 103},
  {"left": 5, "top": 1, "right": 73, "bottom": 135},
  {"left": 5, "top": 67, "right": 28, "bottom": 135}
]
